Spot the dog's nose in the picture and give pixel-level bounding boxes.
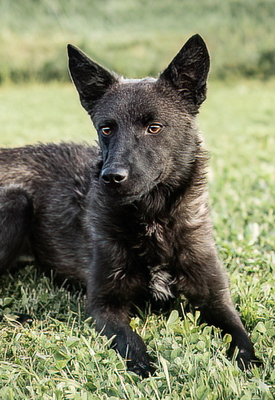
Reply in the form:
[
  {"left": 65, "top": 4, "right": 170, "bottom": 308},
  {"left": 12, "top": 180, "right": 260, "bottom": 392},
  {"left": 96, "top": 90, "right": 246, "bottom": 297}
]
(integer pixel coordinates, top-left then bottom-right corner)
[{"left": 101, "top": 167, "right": 128, "bottom": 186}]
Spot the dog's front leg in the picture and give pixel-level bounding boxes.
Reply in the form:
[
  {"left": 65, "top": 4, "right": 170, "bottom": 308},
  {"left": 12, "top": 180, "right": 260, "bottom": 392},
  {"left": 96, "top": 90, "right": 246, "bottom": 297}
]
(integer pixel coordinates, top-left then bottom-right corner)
[
  {"left": 199, "top": 292, "right": 258, "bottom": 369},
  {"left": 90, "top": 306, "right": 151, "bottom": 377},
  {"left": 186, "top": 258, "right": 259, "bottom": 369},
  {"left": 86, "top": 249, "right": 152, "bottom": 377}
]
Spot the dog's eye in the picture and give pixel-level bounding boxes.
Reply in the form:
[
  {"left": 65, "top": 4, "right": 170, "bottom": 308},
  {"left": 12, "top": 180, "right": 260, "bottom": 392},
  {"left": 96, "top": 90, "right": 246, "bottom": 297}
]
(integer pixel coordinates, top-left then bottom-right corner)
[
  {"left": 100, "top": 127, "right": 112, "bottom": 136},
  {"left": 147, "top": 124, "right": 163, "bottom": 135}
]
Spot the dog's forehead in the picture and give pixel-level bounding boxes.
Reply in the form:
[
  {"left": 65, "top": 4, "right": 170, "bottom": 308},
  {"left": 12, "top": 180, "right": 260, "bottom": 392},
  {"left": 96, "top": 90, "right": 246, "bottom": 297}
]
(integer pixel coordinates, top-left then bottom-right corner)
[
  {"left": 92, "top": 77, "right": 171, "bottom": 122},
  {"left": 110, "top": 77, "right": 158, "bottom": 108}
]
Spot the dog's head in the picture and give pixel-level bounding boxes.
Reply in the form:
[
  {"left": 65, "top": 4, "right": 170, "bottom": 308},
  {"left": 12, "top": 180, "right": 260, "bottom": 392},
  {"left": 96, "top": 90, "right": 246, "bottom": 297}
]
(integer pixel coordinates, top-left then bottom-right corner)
[{"left": 68, "top": 35, "right": 210, "bottom": 201}]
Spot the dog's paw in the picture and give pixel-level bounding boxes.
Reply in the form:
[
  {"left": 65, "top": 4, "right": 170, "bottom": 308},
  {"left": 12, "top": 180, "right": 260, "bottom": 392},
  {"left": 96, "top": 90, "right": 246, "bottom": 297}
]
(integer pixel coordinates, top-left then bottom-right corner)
[
  {"left": 236, "top": 347, "right": 262, "bottom": 371},
  {"left": 0, "top": 312, "right": 33, "bottom": 325},
  {"left": 113, "top": 328, "right": 154, "bottom": 378},
  {"left": 126, "top": 351, "right": 155, "bottom": 378},
  {"left": 127, "top": 358, "right": 153, "bottom": 378}
]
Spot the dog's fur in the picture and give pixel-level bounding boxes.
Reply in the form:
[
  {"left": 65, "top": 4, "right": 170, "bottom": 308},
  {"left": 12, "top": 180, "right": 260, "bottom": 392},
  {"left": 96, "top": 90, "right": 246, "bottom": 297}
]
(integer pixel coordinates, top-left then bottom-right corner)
[{"left": 0, "top": 35, "right": 258, "bottom": 376}]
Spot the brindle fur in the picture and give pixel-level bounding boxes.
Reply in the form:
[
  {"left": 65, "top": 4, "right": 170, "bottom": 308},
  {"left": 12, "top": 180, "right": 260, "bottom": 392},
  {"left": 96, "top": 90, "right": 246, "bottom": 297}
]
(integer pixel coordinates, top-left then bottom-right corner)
[{"left": 0, "top": 35, "right": 258, "bottom": 376}]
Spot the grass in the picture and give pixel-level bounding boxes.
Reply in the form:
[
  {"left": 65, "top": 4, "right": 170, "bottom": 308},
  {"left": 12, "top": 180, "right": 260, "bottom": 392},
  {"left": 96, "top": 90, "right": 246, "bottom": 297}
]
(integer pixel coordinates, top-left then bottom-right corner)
[
  {"left": 1, "top": 0, "right": 275, "bottom": 82},
  {"left": 0, "top": 79, "right": 274, "bottom": 399},
  {"left": 0, "top": 83, "right": 95, "bottom": 147}
]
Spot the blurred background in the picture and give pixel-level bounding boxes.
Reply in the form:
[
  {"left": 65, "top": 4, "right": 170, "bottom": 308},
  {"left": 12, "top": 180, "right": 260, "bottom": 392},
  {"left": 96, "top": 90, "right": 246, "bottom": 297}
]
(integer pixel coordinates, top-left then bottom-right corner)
[
  {"left": 0, "top": 0, "right": 275, "bottom": 147},
  {"left": 0, "top": 0, "right": 274, "bottom": 83}
]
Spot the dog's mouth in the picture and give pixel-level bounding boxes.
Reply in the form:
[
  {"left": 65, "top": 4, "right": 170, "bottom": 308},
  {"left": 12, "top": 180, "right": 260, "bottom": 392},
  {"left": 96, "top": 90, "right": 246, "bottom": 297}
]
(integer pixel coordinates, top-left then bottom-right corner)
[
  {"left": 100, "top": 171, "right": 163, "bottom": 204},
  {"left": 102, "top": 187, "right": 147, "bottom": 204}
]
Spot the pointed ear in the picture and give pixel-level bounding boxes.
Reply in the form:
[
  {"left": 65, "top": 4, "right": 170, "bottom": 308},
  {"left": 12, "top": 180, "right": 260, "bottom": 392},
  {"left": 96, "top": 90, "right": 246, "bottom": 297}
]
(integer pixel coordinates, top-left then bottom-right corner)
[
  {"left": 159, "top": 34, "right": 210, "bottom": 110},
  {"left": 67, "top": 44, "right": 118, "bottom": 114}
]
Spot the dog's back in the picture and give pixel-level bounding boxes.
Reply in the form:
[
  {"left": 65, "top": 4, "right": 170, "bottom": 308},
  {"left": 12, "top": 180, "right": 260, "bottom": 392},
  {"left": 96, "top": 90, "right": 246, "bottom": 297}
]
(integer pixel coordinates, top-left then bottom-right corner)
[
  {"left": 0, "top": 143, "right": 99, "bottom": 279},
  {"left": 0, "top": 143, "right": 98, "bottom": 190}
]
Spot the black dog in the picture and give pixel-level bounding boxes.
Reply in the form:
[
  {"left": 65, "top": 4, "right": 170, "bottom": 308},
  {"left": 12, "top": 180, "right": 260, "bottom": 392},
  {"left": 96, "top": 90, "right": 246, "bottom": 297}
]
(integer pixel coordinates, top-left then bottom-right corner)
[{"left": 0, "top": 35, "right": 258, "bottom": 377}]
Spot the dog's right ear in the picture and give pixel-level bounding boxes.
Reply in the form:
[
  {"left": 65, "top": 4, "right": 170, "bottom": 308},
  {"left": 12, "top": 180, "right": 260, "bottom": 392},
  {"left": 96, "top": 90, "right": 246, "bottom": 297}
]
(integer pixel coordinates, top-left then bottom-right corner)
[{"left": 67, "top": 44, "right": 118, "bottom": 114}]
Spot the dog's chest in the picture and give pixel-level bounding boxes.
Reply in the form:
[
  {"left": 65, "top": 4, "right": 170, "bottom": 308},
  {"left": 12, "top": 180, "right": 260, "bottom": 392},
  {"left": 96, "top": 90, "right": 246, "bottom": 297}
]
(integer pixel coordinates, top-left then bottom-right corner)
[
  {"left": 142, "top": 221, "right": 177, "bottom": 301},
  {"left": 144, "top": 220, "right": 171, "bottom": 242}
]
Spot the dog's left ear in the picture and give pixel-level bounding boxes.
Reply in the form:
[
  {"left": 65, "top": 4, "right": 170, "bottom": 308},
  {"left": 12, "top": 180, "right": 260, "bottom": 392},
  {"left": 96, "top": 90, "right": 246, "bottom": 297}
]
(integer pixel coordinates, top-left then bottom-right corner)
[
  {"left": 67, "top": 44, "right": 118, "bottom": 114},
  {"left": 159, "top": 34, "right": 210, "bottom": 111}
]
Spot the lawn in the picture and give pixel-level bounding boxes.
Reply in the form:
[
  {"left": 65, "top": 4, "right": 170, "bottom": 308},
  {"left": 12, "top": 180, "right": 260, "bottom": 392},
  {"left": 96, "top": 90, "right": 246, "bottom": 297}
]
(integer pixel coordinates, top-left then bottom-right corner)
[
  {"left": 0, "top": 79, "right": 274, "bottom": 399},
  {"left": 1, "top": 0, "right": 275, "bottom": 82}
]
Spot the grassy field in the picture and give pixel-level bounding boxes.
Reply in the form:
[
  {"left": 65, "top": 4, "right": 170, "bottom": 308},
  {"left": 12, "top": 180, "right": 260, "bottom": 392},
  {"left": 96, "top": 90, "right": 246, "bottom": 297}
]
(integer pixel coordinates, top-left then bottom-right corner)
[
  {"left": 0, "top": 83, "right": 94, "bottom": 147},
  {"left": 0, "top": 0, "right": 275, "bottom": 82},
  {"left": 0, "top": 79, "right": 274, "bottom": 399},
  {"left": 0, "top": 1, "right": 274, "bottom": 398}
]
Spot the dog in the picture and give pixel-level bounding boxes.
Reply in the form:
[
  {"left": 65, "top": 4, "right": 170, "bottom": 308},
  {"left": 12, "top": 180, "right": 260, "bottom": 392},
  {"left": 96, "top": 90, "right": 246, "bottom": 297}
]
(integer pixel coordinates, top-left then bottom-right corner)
[{"left": 0, "top": 34, "right": 258, "bottom": 377}]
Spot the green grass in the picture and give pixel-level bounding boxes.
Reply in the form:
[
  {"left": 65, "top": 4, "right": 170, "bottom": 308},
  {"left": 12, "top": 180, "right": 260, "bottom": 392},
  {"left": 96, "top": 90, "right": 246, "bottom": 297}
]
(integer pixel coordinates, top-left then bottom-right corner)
[
  {"left": 0, "top": 80, "right": 275, "bottom": 398},
  {"left": 1, "top": 0, "right": 275, "bottom": 82},
  {"left": 0, "top": 83, "right": 95, "bottom": 147}
]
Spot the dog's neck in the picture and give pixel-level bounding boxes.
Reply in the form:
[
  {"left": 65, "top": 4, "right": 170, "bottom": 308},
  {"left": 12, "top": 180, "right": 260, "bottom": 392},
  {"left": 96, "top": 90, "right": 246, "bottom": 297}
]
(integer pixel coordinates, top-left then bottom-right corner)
[{"left": 135, "top": 145, "right": 208, "bottom": 222}]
